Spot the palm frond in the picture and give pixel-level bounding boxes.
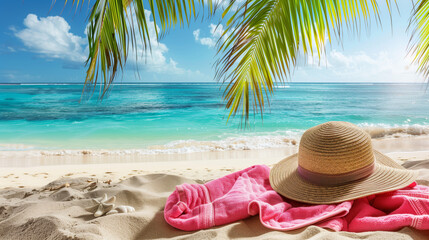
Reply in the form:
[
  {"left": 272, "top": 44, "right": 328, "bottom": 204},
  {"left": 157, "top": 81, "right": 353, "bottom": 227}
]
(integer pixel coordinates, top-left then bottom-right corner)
[
  {"left": 216, "top": 0, "right": 393, "bottom": 124},
  {"left": 63, "top": 0, "right": 215, "bottom": 97},
  {"left": 409, "top": 0, "right": 429, "bottom": 80}
]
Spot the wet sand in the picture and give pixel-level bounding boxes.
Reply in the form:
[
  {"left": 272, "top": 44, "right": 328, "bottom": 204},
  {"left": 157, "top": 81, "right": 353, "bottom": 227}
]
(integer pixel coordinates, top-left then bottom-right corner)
[{"left": 0, "top": 136, "right": 428, "bottom": 189}]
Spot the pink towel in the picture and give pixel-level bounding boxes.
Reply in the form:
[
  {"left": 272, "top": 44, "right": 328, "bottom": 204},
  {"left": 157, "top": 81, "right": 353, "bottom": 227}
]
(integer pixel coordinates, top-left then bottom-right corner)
[
  {"left": 343, "top": 183, "right": 429, "bottom": 231},
  {"left": 164, "top": 165, "right": 429, "bottom": 232}
]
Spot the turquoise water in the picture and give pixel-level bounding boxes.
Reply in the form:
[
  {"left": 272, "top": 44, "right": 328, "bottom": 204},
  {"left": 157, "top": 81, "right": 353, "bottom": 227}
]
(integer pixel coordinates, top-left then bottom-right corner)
[{"left": 1, "top": 83, "right": 429, "bottom": 151}]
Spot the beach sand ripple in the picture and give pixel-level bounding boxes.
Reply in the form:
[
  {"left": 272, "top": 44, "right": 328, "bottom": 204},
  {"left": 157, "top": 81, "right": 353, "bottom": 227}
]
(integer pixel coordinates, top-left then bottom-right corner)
[{"left": 1, "top": 160, "right": 429, "bottom": 239}]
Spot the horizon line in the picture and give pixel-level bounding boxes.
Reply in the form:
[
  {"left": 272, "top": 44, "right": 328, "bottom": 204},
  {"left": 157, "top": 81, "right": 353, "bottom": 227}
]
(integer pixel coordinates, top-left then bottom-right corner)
[{"left": 0, "top": 81, "right": 425, "bottom": 85}]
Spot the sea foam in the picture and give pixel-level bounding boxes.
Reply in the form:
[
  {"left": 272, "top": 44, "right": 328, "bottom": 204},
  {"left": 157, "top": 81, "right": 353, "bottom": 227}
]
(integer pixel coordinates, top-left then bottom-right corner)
[
  {"left": 38, "top": 134, "right": 299, "bottom": 156},
  {"left": 359, "top": 123, "right": 429, "bottom": 138},
  {"left": 3, "top": 124, "right": 429, "bottom": 156}
]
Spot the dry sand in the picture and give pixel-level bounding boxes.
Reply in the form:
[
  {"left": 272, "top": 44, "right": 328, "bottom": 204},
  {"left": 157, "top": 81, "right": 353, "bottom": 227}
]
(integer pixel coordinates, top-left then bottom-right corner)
[{"left": 0, "top": 137, "right": 428, "bottom": 239}]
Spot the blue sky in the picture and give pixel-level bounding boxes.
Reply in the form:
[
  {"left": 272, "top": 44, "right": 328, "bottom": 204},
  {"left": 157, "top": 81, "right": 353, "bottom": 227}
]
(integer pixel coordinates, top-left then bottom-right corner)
[{"left": 0, "top": 1, "right": 424, "bottom": 83}]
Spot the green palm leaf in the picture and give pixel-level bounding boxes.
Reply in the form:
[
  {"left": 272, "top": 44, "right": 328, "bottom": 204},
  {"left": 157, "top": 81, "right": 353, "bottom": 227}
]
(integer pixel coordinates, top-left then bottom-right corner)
[
  {"left": 410, "top": 0, "right": 429, "bottom": 79},
  {"left": 64, "top": 0, "right": 215, "bottom": 97},
  {"left": 216, "top": 0, "right": 393, "bottom": 123}
]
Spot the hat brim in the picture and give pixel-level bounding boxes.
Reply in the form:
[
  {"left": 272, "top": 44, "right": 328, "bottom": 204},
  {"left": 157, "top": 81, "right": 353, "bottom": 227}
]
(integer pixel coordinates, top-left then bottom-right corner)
[{"left": 269, "top": 150, "right": 417, "bottom": 204}]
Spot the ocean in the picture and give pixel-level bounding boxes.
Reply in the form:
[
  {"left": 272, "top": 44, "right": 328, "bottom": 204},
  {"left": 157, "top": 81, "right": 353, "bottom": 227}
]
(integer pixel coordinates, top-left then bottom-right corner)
[{"left": 1, "top": 82, "right": 429, "bottom": 153}]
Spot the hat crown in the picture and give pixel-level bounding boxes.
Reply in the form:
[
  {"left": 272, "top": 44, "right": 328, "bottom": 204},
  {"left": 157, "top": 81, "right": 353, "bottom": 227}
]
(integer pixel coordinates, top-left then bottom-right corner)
[{"left": 298, "top": 121, "right": 374, "bottom": 175}]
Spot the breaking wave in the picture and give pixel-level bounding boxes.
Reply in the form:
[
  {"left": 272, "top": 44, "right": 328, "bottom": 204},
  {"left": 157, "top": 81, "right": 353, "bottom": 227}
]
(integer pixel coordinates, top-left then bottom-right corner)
[
  {"left": 359, "top": 123, "right": 429, "bottom": 138},
  {"left": 2, "top": 124, "right": 429, "bottom": 156},
  {"left": 38, "top": 134, "right": 300, "bottom": 156}
]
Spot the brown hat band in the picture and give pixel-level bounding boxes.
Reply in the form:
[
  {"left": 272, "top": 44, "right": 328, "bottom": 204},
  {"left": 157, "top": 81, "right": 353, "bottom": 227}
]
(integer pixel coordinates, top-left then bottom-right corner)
[{"left": 297, "top": 162, "right": 375, "bottom": 187}]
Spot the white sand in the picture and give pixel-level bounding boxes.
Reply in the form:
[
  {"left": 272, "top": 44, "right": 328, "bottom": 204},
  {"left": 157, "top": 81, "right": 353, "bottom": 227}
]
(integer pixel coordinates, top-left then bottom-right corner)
[
  {"left": 0, "top": 137, "right": 428, "bottom": 239},
  {"left": 0, "top": 150, "right": 429, "bottom": 189}
]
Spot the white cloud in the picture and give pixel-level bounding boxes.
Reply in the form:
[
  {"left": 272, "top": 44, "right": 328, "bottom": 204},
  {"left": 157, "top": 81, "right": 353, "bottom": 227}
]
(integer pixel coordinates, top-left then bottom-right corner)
[
  {"left": 193, "top": 29, "right": 200, "bottom": 40},
  {"left": 296, "top": 49, "right": 420, "bottom": 82},
  {"left": 14, "top": 11, "right": 197, "bottom": 76},
  {"left": 327, "top": 50, "right": 410, "bottom": 76},
  {"left": 127, "top": 9, "right": 190, "bottom": 74},
  {"left": 329, "top": 50, "right": 376, "bottom": 69},
  {"left": 307, "top": 52, "right": 332, "bottom": 68},
  {"left": 214, "top": 0, "right": 246, "bottom": 10},
  {"left": 214, "top": 0, "right": 229, "bottom": 8},
  {"left": 193, "top": 28, "right": 216, "bottom": 48},
  {"left": 193, "top": 24, "right": 226, "bottom": 48},
  {"left": 14, "top": 14, "right": 86, "bottom": 63},
  {"left": 209, "top": 24, "right": 224, "bottom": 39}
]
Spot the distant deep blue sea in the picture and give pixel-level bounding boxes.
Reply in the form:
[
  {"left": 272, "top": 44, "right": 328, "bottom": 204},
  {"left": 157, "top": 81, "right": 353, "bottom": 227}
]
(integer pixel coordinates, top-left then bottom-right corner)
[{"left": 1, "top": 83, "right": 429, "bottom": 152}]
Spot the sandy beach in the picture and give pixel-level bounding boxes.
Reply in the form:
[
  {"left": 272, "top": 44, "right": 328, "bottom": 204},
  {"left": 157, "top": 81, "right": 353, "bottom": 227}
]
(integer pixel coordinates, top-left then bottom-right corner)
[{"left": 0, "top": 137, "right": 428, "bottom": 239}]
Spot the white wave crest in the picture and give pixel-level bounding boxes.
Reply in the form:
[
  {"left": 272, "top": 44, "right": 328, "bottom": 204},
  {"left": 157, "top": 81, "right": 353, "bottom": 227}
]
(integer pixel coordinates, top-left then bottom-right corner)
[
  {"left": 3, "top": 124, "right": 429, "bottom": 156},
  {"left": 358, "top": 123, "right": 429, "bottom": 138},
  {"left": 38, "top": 135, "right": 299, "bottom": 156}
]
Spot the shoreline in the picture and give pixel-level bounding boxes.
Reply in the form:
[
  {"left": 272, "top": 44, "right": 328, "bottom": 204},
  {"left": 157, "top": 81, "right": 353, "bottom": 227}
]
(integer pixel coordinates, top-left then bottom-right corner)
[
  {"left": 2, "top": 123, "right": 429, "bottom": 153},
  {"left": 2, "top": 151, "right": 429, "bottom": 189},
  {"left": 1, "top": 135, "right": 429, "bottom": 167},
  {"left": 1, "top": 136, "right": 428, "bottom": 189}
]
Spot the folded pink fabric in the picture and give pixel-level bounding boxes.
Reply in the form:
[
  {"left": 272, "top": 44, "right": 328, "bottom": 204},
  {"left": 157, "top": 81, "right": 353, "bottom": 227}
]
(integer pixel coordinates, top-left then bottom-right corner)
[
  {"left": 343, "top": 183, "right": 429, "bottom": 231},
  {"left": 164, "top": 165, "right": 429, "bottom": 232}
]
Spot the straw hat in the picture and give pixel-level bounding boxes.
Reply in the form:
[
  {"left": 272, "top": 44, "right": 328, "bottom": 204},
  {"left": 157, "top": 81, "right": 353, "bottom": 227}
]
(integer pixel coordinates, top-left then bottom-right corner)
[{"left": 269, "top": 121, "right": 417, "bottom": 204}]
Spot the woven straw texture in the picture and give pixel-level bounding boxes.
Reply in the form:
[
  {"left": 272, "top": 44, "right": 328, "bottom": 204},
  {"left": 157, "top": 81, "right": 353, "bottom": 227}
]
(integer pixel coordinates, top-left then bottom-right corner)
[
  {"left": 298, "top": 122, "right": 374, "bottom": 174},
  {"left": 270, "top": 122, "right": 417, "bottom": 204}
]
